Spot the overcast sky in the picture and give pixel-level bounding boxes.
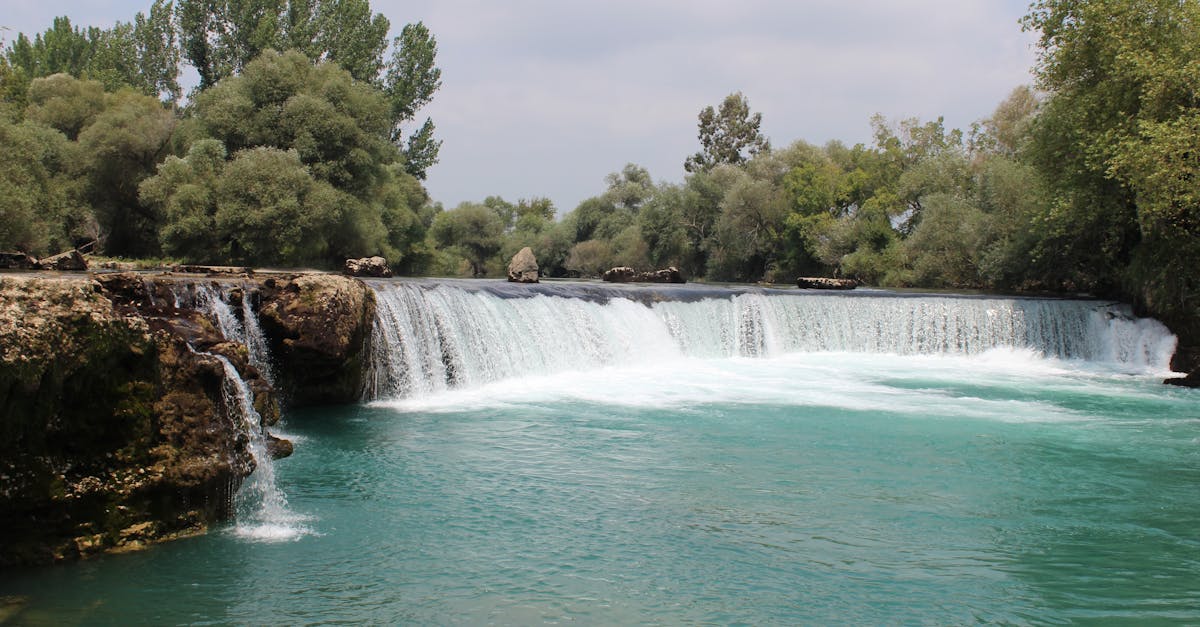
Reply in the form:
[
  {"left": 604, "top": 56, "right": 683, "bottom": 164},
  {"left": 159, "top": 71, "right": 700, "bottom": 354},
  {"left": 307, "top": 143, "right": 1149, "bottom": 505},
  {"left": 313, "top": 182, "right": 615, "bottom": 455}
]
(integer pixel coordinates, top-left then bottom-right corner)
[{"left": 4, "top": 1, "right": 1039, "bottom": 213}]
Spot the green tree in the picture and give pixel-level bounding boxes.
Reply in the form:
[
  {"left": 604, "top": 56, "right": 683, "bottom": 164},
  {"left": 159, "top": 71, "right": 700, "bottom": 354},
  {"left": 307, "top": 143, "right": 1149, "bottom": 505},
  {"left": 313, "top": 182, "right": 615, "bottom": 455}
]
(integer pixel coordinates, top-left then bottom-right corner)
[
  {"left": 564, "top": 239, "right": 614, "bottom": 277},
  {"left": 177, "top": 0, "right": 285, "bottom": 89},
  {"left": 684, "top": 92, "right": 770, "bottom": 173},
  {"left": 1020, "top": 0, "right": 1175, "bottom": 295},
  {"left": 139, "top": 138, "right": 227, "bottom": 260},
  {"left": 214, "top": 147, "right": 345, "bottom": 265},
  {"left": 0, "top": 116, "right": 89, "bottom": 254},
  {"left": 25, "top": 73, "right": 107, "bottom": 140},
  {"left": 429, "top": 202, "right": 505, "bottom": 276},
  {"left": 194, "top": 49, "right": 394, "bottom": 194},
  {"left": 5, "top": 7, "right": 180, "bottom": 102},
  {"left": 282, "top": 0, "right": 389, "bottom": 82},
  {"left": 384, "top": 21, "right": 441, "bottom": 179},
  {"left": 78, "top": 88, "right": 177, "bottom": 256}
]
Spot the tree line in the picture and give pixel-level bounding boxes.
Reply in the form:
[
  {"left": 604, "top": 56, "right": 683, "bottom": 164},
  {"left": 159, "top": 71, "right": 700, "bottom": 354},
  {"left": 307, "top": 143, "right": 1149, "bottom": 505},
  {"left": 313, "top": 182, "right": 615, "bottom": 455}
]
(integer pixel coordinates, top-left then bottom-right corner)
[
  {"left": 0, "top": 0, "right": 440, "bottom": 270},
  {"left": 1, "top": 0, "right": 1197, "bottom": 343},
  {"left": 429, "top": 0, "right": 1200, "bottom": 345}
]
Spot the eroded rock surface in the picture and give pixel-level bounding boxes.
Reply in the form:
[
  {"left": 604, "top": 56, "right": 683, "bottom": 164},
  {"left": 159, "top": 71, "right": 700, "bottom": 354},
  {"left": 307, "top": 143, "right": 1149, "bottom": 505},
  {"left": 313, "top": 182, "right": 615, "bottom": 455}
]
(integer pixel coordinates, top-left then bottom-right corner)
[
  {"left": 0, "top": 276, "right": 272, "bottom": 565},
  {"left": 343, "top": 256, "right": 392, "bottom": 278},
  {"left": 258, "top": 274, "right": 375, "bottom": 405},
  {"left": 796, "top": 277, "right": 858, "bottom": 290}
]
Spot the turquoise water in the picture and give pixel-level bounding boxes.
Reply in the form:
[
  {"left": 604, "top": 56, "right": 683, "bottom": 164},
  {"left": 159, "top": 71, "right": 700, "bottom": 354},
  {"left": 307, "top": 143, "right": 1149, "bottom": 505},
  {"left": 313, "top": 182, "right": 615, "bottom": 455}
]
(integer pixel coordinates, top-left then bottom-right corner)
[{"left": 3, "top": 350, "right": 1199, "bottom": 624}]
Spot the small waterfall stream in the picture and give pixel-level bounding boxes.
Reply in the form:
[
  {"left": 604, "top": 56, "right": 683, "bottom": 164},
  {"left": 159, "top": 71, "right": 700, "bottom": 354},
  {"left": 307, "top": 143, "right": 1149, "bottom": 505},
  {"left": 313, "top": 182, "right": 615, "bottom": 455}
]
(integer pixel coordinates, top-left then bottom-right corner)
[
  {"left": 194, "top": 283, "right": 276, "bottom": 387},
  {"left": 364, "top": 281, "right": 1179, "bottom": 401},
  {"left": 187, "top": 282, "right": 304, "bottom": 540},
  {"left": 212, "top": 354, "right": 295, "bottom": 539}
]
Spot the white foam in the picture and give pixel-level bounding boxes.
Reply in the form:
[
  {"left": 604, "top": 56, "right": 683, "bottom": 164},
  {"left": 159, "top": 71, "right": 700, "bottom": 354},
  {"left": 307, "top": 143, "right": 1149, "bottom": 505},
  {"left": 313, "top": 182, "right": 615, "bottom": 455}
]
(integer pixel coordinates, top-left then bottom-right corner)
[
  {"left": 364, "top": 283, "right": 1180, "bottom": 404},
  {"left": 371, "top": 350, "right": 1140, "bottom": 427}
]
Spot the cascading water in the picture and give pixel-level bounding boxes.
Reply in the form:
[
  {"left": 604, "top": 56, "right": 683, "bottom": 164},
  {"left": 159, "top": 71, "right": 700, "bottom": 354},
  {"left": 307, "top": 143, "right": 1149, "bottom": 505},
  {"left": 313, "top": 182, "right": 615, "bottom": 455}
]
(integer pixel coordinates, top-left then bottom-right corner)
[
  {"left": 212, "top": 354, "right": 301, "bottom": 539},
  {"left": 194, "top": 283, "right": 276, "bottom": 386},
  {"left": 364, "top": 280, "right": 1178, "bottom": 400},
  {"left": 187, "top": 282, "right": 304, "bottom": 539}
]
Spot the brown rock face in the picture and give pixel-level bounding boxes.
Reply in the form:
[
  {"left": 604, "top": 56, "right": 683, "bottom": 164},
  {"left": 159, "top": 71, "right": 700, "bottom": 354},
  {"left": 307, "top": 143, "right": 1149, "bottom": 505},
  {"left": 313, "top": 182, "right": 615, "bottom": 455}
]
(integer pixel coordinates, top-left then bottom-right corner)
[
  {"left": 258, "top": 274, "right": 375, "bottom": 405},
  {"left": 343, "top": 256, "right": 392, "bottom": 278},
  {"left": 507, "top": 247, "right": 539, "bottom": 283},
  {"left": 0, "top": 276, "right": 265, "bottom": 565},
  {"left": 602, "top": 266, "right": 685, "bottom": 283}
]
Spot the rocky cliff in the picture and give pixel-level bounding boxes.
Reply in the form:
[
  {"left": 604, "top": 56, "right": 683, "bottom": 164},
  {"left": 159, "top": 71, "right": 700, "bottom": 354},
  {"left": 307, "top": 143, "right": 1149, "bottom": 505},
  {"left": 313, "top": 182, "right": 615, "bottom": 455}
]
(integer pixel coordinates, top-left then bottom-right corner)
[{"left": 0, "top": 271, "right": 375, "bottom": 566}]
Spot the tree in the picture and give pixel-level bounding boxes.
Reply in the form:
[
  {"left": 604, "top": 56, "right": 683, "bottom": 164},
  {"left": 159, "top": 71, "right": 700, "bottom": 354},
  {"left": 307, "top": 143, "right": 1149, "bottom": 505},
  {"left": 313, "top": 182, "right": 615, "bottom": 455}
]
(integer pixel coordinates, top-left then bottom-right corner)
[
  {"left": 564, "top": 239, "right": 614, "bottom": 277},
  {"left": 0, "top": 116, "right": 89, "bottom": 254},
  {"left": 78, "top": 89, "right": 177, "bottom": 256},
  {"left": 684, "top": 92, "right": 770, "bottom": 173},
  {"left": 140, "top": 139, "right": 227, "bottom": 260},
  {"left": 214, "top": 147, "right": 345, "bottom": 265},
  {"left": 281, "top": 0, "right": 389, "bottom": 82},
  {"left": 706, "top": 163, "right": 786, "bottom": 281},
  {"left": 969, "top": 85, "right": 1039, "bottom": 157},
  {"left": 25, "top": 73, "right": 107, "bottom": 140},
  {"left": 384, "top": 21, "right": 441, "bottom": 179},
  {"left": 1022, "top": 0, "right": 1200, "bottom": 317},
  {"left": 429, "top": 202, "right": 505, "bottom": 276},
  {"left": 194, "top": 49, "right": 394, "bottom": 194},
  {"left": 4, "top": 8, "right": 180, "bottom": 102},
  {"left": 603, "top": 163, "right": 654, "bottom": 212},
  {"left": 177, "top": 0, "right": 286, "bottom": 89}
]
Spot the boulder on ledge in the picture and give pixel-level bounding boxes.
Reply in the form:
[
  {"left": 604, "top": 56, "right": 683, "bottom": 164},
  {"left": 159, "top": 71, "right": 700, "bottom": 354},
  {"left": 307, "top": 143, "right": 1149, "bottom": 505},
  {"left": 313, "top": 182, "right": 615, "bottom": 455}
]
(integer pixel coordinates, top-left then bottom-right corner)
[
  {"left": 0, "top": 252, "right": 37, "bottom": 269},
  {"left": 602, "top": 266, "right": 685, "bottom": 283},
  {"left": 797, "top": 276, "right": 857, "bottom": 290},
  {"left": 35, "top": 250, "right": 87, "bottom": 272},
  {"left": 343, "top": 256, "right": 392, "bottom": 278},
  {"left": 507, "top": 247, "right": 539, "bottom": 283}
]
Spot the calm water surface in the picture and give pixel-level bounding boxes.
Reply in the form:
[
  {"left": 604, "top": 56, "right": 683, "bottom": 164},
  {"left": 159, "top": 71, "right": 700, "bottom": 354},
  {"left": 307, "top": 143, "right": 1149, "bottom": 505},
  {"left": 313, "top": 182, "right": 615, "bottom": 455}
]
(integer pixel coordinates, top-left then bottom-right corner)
[{"left": 3, "top": 351, "right": 1198, "bottom": 624}]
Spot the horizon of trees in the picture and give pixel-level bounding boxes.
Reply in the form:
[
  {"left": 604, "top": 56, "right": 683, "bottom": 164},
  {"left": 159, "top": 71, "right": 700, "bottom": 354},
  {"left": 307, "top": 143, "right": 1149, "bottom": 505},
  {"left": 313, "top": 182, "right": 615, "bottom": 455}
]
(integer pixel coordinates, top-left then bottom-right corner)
[{"left": 1, "top": 0, "right": 1197, "bottom": 342}]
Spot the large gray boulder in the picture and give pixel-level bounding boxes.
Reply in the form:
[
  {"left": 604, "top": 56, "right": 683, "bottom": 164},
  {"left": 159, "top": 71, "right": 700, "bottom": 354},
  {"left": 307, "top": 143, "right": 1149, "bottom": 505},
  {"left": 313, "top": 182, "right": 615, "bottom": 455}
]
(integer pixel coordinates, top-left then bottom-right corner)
[
  {"left": 343, "top": 256, "right": 392, "bottom": 278},
  {"left": 507, "top": 247, "right": 539, "bottom": 283}
]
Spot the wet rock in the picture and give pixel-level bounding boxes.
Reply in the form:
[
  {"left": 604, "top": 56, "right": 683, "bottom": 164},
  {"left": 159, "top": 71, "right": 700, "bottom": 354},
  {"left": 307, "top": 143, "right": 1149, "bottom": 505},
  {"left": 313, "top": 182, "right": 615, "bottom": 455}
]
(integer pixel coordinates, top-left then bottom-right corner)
[
  {"left": 507, "top": 247, "right": 539, "bottom": 283},
  {"left": 797, "top": 277, "right": 858, "bottom": 290},
  {"left": 172, "top": 265, "right": 253, "bottom": 276},
  {"left": 1164, "top": 370, "right": 1200, "bottom": 387},
  {"left": 602, "top": 266, "right": 685, "bottom": 283},
  {"left": 266, "top": 434, "right": 294, "bottom": 459},
  {"left": 258, "top": 274, "right": 374, "bottom": 405},
  {"left": 0, "top": 276, "right": 260, "bottom": 565},
  {"left": 343, "top": 256, "right": 392, "bottom": 278}
]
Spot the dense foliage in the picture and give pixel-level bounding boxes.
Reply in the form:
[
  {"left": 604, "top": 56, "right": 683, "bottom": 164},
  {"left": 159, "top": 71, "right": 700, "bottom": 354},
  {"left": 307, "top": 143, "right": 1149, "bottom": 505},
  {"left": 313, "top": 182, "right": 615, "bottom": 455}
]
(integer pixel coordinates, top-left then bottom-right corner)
[{"left": 1, "top": 0, "right": 440, "bottom": 267}]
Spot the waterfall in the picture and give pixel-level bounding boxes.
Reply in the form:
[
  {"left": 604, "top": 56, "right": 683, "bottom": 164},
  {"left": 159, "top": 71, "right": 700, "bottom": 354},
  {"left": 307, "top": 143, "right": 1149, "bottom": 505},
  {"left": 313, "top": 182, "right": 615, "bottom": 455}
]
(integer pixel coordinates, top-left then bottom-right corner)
[
  {"left": 194, "top": 283, "right": 276, "bottom": 386},
  {"left": 212, "top": 354, "right": 295, "bottom": 538},
  {"left": 185, "top": 282, "right": 303, "bottom": 539},
  {"left": 364, "top": 280, "right": 1179, "bottom": 401}
]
